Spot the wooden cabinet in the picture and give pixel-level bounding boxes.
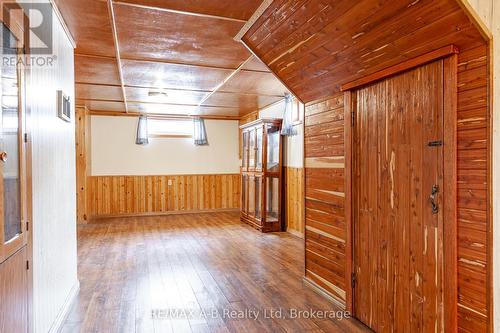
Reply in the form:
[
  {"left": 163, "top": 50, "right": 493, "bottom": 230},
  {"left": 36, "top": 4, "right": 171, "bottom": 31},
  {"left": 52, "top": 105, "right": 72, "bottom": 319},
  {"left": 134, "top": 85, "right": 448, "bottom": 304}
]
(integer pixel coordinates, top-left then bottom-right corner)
[{"left": 240, "top": 119, "right": 283, "bottom": 232}]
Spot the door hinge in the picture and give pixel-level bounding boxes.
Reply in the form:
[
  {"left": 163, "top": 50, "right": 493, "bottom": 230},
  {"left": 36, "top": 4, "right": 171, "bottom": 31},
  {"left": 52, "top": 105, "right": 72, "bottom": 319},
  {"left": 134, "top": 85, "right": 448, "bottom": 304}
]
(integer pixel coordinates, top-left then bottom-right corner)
[
  {"left": 351, "top": 112, "right": 355, "bottom": 127},
  {"left": 26, "top": 260, "right": 29, "bottom": 270},
  {"left": 26, "top": 220, "right": 29, "bottom": 231},
  {"left": 24, "top": 133, "right": 29, "bottom": 143},
  {"left": 428, "top": 140, "right": 443, "bottom": 147},
  {"left": 351, "top": 272, "right": 356, "bottom": 288}
]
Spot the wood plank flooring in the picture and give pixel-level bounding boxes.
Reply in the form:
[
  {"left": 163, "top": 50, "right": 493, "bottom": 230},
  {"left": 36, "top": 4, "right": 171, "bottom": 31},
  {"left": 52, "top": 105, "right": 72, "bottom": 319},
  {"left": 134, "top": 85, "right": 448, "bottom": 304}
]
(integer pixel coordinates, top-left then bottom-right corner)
[{"left": 60, "top": 212, "right": 369, "bottom": 333}]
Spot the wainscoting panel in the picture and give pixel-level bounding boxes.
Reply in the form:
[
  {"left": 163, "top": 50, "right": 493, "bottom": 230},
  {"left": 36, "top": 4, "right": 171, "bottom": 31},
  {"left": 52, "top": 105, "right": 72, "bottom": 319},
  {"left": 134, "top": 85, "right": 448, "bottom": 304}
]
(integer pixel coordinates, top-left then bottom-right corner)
[
  {"left": 88, "top": 174, "right": 240, "bottom": 218},
  {"left": 285, "top": 167, "right": 304, "bottom": 238}
]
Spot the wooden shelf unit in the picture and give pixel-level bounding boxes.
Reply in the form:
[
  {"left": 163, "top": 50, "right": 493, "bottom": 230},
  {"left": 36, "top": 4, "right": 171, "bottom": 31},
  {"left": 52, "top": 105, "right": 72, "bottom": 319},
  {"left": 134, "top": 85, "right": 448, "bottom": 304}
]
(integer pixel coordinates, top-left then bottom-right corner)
[{"left": 240, "top": 118, "right": 283, "bottom": 233}]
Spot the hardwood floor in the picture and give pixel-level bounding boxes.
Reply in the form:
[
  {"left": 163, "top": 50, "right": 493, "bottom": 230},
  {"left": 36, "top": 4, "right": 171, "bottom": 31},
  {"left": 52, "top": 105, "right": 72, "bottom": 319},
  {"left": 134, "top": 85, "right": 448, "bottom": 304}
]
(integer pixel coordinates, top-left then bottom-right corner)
[{"left": 60, "top": 212, "right": 369, "bottom": 333}]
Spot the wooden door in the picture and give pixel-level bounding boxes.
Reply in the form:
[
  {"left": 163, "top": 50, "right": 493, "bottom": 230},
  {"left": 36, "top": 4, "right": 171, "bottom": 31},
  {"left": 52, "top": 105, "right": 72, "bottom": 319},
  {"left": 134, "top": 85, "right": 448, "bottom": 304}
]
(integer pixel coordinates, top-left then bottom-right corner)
[
  {"left": 0, "top": 18, "right": 29, "bottom": 333},
  {"left": 353, "top": 60, "right": 444, "bottom": 333}
]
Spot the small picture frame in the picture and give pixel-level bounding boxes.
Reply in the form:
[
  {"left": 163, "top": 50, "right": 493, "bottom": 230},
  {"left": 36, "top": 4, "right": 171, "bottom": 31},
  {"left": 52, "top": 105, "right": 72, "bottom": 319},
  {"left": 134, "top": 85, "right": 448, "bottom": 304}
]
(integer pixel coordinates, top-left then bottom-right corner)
[{"left": 57, "top": 90, "right": 71, "bottom": 122}]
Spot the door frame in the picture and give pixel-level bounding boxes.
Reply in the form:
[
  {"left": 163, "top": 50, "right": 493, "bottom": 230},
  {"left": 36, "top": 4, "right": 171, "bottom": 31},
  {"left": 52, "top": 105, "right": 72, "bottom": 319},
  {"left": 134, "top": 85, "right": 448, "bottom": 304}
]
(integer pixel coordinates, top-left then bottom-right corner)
[{"left": 342, "top": 46, "right": 458, "bottom": 332}]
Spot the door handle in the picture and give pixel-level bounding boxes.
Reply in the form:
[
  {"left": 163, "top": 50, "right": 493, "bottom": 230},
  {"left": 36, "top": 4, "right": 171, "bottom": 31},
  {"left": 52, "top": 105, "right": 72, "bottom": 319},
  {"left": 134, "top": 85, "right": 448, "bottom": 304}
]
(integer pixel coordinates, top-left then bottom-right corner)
[
  {"left": 429, "top": 184, "right": 439, "bottom": 214},
  {"left": 0, "top": 151, "right": 7, "bottom": 162}
]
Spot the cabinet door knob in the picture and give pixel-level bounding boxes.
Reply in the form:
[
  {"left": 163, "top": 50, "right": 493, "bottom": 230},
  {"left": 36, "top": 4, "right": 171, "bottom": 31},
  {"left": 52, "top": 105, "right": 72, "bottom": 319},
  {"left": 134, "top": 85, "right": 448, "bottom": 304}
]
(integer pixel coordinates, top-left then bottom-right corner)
[{"left": 0, "top": 151, "right": 7, "bottom": 162}]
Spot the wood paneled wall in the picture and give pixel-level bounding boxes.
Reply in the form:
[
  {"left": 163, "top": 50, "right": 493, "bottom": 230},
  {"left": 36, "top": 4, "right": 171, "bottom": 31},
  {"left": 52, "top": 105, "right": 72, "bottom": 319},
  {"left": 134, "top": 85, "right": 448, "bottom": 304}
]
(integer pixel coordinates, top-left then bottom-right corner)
[
  {"left": 301, "top": 44, "right": 491, "bottom": 330},
  {"left": 456, "top": 43, "right": 490, "bottom": 332},
  {"left": 75, "top": 106, "right": 91, "bottom": 224},
  {"left": 243, "top": 0, "right": 492, "bottom": 330},
  {"left": 284, "top": 167, "right": 304, "bottom": 238},
  {"left": 304, "top": 94, "right": 347, "bottom": 304},
  {"left": 87, "top": 174, "right": 240, "bottom": 218}
]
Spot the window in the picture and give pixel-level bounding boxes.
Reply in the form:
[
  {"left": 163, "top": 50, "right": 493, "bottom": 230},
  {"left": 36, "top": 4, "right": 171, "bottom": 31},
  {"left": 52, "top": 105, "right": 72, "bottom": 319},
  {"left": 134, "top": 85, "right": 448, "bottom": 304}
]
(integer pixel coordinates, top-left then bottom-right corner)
[{"left": 148, "top": 118, "right": 193, "bottom": 138}]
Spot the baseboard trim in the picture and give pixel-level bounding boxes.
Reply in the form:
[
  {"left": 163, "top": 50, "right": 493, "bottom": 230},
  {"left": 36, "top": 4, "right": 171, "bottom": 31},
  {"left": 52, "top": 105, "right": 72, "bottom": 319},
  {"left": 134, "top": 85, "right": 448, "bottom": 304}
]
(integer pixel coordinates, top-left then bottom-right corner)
[
  {"left": 48, "top": 279, "right": 80, "bottom": 333},
  {"left": 88, "top": 208, "right": 240, "bottom": 222},
  {"left": 303, "top": 277, "right": 346, "bottom": 310},
  {"left": 287, "top": 229, "right": 304, "bottom": 239}
]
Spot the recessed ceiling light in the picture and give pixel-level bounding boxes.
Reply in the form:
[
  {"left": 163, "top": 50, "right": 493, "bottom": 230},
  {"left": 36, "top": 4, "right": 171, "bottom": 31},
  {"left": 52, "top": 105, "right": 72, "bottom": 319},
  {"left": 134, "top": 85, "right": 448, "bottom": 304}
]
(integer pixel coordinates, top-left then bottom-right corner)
[{"left": 148, "top": 89, "right": 169, "bottom": 99}]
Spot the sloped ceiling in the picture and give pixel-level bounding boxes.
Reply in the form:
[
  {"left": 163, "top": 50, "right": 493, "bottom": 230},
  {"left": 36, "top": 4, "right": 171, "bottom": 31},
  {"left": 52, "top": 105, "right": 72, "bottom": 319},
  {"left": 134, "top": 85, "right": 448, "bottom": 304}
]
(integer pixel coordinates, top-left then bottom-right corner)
[{"left": 241, "top": 0, "right": 486, "bottom": 103}]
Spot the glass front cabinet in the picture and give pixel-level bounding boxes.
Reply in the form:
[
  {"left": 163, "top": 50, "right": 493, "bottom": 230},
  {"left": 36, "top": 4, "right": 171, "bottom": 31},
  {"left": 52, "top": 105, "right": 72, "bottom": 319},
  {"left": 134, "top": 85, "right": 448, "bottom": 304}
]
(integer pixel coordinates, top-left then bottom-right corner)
[{"left": 240, "top": 119, "right": 283, "bottom": 232}]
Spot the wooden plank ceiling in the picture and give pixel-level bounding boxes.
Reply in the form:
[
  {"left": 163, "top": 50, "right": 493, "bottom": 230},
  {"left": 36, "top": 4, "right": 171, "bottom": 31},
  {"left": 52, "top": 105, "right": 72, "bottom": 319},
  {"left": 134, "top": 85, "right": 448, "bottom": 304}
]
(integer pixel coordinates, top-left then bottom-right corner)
[{"left": 55, "top": 0, "right": 289, "bottom": 117}]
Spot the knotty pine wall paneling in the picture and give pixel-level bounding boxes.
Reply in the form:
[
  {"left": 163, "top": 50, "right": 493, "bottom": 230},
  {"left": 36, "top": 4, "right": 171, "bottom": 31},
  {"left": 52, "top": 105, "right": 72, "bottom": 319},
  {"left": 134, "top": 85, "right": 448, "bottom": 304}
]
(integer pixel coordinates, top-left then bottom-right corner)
[
  {"left": 88, "top": 174, "right": 240, "bottom": 218},
  {"left": 456, "top": 43, "right": 490, "bottom": 332},
  {"left": 75, "top": 106, "right": 91, "bottom": 224},
  {"left": 284, "top": 167, "right": 304, "bottom": 238},
  {"left": 459, "top": 2, "right": 500, "bottom": 331}
]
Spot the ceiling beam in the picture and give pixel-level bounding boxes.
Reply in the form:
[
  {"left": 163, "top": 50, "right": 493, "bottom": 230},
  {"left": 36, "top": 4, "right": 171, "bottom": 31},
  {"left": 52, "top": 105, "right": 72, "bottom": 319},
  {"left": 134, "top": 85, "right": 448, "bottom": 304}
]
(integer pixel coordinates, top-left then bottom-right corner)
[
  {"left": 112, "top": 1, "right": 247, "bottom": 23},
  {"left": 234, "top": 0, "right": 274, "bottom": 41},
  {"left": 75, "top": 52, "right": 269, "bottom": 73},
  {"left": 77, "top": 98, "right": 243, "bottom": 109},
  {"left": 107, "top": 0, "right": 129, "bottom": 112},
  {"left": 87, "top": 109, "right": 240, "bottom": 121},
  {"left": 197, "top": 56, "right": 254, "bottom": 107},
  {"left": 238, "top": 41, "right": 300, "bottom": 103},
  {"left": 74, "top": 82, "right": 284, "bottom": 98},
  {"left": 231, "top": 0, "right": 297, "bottom": 102}
]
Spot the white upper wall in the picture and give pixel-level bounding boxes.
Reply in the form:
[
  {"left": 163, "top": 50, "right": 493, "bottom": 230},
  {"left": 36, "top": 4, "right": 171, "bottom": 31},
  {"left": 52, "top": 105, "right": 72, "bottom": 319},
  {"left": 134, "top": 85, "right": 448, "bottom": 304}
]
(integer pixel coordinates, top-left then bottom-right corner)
[
  {"left": 91, "top": 116, "right": 240, "bottom": 176},
  {"left": 27, "top": 2, "right": 78, "bottom": 332}
]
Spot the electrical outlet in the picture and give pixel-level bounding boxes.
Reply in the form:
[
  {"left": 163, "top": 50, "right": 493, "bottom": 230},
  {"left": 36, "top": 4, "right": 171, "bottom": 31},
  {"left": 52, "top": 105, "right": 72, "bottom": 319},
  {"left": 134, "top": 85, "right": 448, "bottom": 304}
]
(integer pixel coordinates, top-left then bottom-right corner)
[{"left": 168, "top": 179, "right": 173, "bottom": 186}]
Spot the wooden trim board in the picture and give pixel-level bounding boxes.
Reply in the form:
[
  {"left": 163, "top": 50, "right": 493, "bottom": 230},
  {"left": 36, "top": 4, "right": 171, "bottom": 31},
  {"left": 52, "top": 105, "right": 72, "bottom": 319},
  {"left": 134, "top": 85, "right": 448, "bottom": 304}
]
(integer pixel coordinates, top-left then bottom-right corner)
[
  {"left": 89, "top": 208, "right": 240, "bottom": 221},
  {"left": 442, "top": 54, "right": 458, "bottom": 333},
  {"left": 341, "top": 45, "right": 459, "bottom": 91},
  {"left": 47, "top": 281, "right": 80, "bottom": 333},
  {"left": 343, "top": 90, "right": 353, "bottom": 313},
  {"left": 303, "top": 277, "right": 346, "bottom": 310},
  {"left": 86, "top": 110, "right": 240, "bottom": 121}
]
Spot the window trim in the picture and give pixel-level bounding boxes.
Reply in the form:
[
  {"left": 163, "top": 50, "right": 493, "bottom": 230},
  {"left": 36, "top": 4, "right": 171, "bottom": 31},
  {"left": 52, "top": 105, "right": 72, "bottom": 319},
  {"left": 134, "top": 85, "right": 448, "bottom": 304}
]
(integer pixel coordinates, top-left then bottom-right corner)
[
  {"left": 149, "top": 133, "right": 193, "bottom": 139},
  {"left": 147, "top": 118, "right": 194, "bottom": 138}
]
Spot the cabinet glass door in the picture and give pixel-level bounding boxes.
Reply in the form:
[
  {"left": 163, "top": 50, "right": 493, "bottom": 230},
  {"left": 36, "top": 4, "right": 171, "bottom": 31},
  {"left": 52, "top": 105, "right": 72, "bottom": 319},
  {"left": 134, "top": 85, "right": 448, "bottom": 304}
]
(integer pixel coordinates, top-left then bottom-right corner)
[
  {"left": 255, "top": 176, "right": 262, "bottom": 221},
  {"left": 248, "top": 129, "right": 256, "bottom": 170},
  {"left": 256, "top": 127, "right": 263, "bottom": 170},
  {"left": 266, "top": 177, "right": 280, "bottom": 222},
  {"left": 266, "top": 124, "right": 280, "bottom": 173},
  {"left": 242, "top": 131, "right": 248, "bottom": 171},
  {"left": 248, "top": 176, "right": 255, "bottom": 217},
  {"left": 241, "top": 175, "right": 247, "bottom": 214}
]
